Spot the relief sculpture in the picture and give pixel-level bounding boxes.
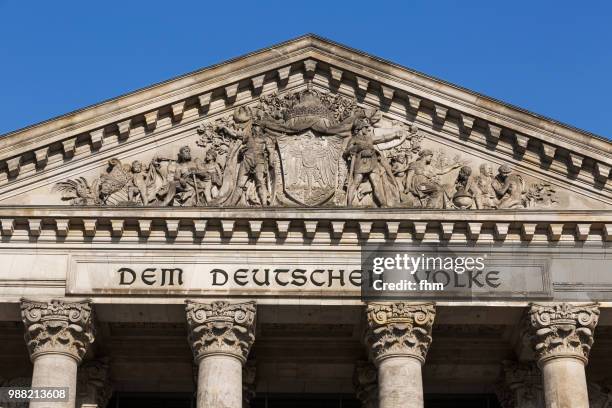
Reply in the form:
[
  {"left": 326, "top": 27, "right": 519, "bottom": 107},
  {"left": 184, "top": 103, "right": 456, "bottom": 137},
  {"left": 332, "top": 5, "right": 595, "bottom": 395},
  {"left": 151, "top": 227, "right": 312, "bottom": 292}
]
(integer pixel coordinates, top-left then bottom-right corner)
[{"left": 54, "top": 84, "right": 559, "bottom": 209}]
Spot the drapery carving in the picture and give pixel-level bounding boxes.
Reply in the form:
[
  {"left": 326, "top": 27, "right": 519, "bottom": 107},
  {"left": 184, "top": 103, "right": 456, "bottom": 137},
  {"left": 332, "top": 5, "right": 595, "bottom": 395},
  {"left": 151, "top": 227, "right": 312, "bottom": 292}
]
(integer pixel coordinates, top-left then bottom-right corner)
[
  {"left": 55, "top": 86, "right": 558, "bottom": 209},
  {"left": 20, "top": 298, "right": 95, "bottom": 362}
]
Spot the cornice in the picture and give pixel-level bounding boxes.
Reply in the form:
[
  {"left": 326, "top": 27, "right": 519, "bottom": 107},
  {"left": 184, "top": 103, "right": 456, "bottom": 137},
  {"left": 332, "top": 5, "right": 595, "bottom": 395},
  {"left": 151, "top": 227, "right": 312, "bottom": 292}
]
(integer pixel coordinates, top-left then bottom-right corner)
[{"left": 0, "top": 207, "right": 610, "bottom": 243}]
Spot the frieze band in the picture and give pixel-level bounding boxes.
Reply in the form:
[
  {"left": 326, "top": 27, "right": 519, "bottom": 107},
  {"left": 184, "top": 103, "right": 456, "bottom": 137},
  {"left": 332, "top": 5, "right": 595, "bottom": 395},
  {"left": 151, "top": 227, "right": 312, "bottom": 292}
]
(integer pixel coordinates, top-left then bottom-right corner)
[{"left": 54, "top": 85, "right": 558, "bottom": 210}]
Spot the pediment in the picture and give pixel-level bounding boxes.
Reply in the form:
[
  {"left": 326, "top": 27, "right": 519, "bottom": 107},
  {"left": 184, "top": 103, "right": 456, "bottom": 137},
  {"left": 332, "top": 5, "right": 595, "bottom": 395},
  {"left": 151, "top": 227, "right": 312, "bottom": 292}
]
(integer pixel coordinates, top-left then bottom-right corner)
[{"left": 0, "top": 35, "right": 610, "bottom": 211}]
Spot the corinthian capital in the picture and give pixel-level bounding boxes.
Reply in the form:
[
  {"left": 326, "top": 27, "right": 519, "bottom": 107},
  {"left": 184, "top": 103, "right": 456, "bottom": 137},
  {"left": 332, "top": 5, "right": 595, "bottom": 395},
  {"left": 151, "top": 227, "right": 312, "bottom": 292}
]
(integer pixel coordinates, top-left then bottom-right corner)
[
  {"left": 364, "top": 302, "right": 435, "bottom": 364},
  {"left": 20, "top": 298, "right": 95, "bottom": 363},
  {"left": 185, "top": 300, "right": 256, "bottom": 364},
  {"left": 526, "top": 303, "right": 599, "bottom": 364}
]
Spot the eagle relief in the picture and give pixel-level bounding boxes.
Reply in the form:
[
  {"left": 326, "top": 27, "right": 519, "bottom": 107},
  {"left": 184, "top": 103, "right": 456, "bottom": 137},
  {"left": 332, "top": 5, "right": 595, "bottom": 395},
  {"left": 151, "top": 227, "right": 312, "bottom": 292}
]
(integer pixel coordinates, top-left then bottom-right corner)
[{"left": 54, "top": 85, "right": 558, "bottom": 209}]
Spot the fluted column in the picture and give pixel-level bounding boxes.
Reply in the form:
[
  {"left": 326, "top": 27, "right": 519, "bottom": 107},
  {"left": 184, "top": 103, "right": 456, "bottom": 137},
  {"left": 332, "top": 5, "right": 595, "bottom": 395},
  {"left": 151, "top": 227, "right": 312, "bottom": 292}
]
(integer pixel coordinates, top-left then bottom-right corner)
[
  {"left": 21, "top": 298, "right": 95, "bottom": 408},
  {"left": 186, "top": 301, "right": 256, "bottom": 408},
  {"left": 524, "top": 303, "right": 599, "bottom": 408},
  {"left": 364, "top": 302, "right": 435, "bottom": 408},
  {"left": 496, "top": 361, "right": 544, "bottom": 408}
]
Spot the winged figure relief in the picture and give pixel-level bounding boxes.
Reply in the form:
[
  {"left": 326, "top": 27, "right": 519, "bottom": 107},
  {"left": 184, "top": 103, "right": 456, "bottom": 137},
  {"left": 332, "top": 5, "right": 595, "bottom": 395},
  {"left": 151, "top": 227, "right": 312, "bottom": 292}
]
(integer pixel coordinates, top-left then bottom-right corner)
[
  {"left": 97, "top": 158, "right": 132, "bottom": 204},
  {"left": 53, "top": 177, "right": 99, "bottom": 205}
]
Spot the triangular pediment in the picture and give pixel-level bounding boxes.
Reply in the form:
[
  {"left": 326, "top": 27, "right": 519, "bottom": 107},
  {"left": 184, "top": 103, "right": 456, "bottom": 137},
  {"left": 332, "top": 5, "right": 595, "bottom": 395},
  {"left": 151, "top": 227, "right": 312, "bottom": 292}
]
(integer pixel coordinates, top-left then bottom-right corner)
[{"left": 0, "top": 34, "right": 610, "bottom": 211}]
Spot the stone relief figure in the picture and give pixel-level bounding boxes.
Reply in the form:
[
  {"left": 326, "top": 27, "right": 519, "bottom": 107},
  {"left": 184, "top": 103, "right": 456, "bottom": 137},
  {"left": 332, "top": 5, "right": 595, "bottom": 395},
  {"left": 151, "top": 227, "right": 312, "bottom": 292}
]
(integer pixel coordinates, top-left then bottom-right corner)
[
  {"left": 126, "top": 160, "right": 150, "bottom": 205},
  {"left": 152, "top": 145, "right": 199, "bottom": 206},
  {"left": 492, "top": 164, "right": 525, "bottom": 209},
  {"left": 470, "top": 163, "right": 497, "bottom": 209},
  {"left": 53, "top": 177, "right": 99, "bottom": 205},
  {"left": 344, "top": 118, "right": 403, "bottom": 207},
  {"left": 216, "top": 108, "right": 276, "bottom": 206},
  {"left": 54, "top": 86, "right": 560, "bottom": 210},
  {"left": 391, "top": 152, "right": 411, "bottom": 193},
  {"left": 452, "top": 165, "right": 474, "bottom": 209},
  {"left": 405, "top": 149, "right": 465, "bottom": 208},
  {"left": 191, "top": 149, "right": 223, "bottom": 205}
]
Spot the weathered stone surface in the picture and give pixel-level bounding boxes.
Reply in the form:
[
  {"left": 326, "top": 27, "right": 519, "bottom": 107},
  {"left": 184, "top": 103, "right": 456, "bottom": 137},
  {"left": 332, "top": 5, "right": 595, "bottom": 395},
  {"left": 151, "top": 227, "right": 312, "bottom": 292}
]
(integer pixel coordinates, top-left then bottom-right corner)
[
  {"left": 365, "top": 302, "right": 435, "bottom": 364},
  {"left": 186, "top": 300, "right": 256, "bottom": 363},
  {"left": 525, "top": 303, "right": 599, "bottom": 363},
  {"left": 495, "top": 361, "right": 544, "bottom": 408},
  {"left": 523, "top": 303, "right": 600, "bottom": 408},
  {"left": 21, "top": 298, "right": 95, "bottom": 362},
  {"left": 353, "top": 360, "right": 378, "bottom": 408},
  {"left": 76, "top": 358, "right": 112, "bottom": 408},
  {"left": 364, "top": 303, "right": 435, "bottom": 408},
  {"left": 51, "top": 87, "right": 569, "bottom": 211}
]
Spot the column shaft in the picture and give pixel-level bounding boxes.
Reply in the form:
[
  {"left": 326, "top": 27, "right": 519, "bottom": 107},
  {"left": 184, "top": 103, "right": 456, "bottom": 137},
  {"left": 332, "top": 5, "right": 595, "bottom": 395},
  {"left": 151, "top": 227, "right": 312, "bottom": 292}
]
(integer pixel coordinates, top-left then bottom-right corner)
[
  {"left": 524, "top": 303, "right": 599, "bottom": 408},
  {"left": 540, "top": 358, "right": 589, "bottom": 408},
  {"left": 378, "top": 356, "right": 423, "bottom": 408},
  {"left": 197, "top": 355, "right": 243, "bottom": 408},
  {"left": 364, "top": 302, "right": 435, "bottom": 408},
  {"left": 21, "top": 298, "right": 95, "bottom": 408},
  {"left": 30, "top": 354, "right": 78, "bottom": 408},
  {"left": 185, "top": 301, "right": 256, "bottom": 408}
]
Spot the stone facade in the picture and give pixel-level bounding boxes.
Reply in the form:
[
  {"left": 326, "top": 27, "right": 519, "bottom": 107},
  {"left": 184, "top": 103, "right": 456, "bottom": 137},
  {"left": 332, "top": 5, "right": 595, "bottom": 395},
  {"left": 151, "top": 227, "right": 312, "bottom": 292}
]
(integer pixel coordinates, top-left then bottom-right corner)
[{"left": 0, "top": 35, "right": 610, "bottom": 408}]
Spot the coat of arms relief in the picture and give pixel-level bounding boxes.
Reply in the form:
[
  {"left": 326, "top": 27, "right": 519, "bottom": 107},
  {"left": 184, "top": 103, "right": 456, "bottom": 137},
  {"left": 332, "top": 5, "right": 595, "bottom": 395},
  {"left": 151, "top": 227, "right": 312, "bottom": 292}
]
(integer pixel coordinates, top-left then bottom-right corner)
[{"left": 54, "top": 85, "right": 558, "bottom": 209}]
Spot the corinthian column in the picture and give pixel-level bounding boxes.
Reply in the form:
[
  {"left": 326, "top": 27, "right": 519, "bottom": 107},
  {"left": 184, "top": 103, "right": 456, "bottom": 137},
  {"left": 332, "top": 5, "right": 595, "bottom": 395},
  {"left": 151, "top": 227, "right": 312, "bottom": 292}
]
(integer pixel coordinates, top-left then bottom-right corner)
[
  {"left": 21, "top": 298, "right": 95, "bottom": 408},
  {"left": 364, "top": 302, "right": 435, "bottom": 408},
  {"left": 186, "top": 301, "right": 256, "bottom": 408},
  {"left": 525, "top": 303, "right": 599, "bottom": 408}
]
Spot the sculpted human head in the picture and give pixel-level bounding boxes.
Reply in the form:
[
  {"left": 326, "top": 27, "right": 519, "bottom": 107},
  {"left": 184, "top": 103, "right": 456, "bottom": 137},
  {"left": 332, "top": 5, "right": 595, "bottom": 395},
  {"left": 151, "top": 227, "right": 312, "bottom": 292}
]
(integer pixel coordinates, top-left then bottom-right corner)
[
  {"left": 131, "top": 160, "right": 142, "bottom": 173},
  {"left": 419, "top": 149, "right": 434, "bottom": 164},
  {"left": 459, "top": 165, "right": 472, "bottom": 179},
  {"left": 479, "top": 163, "right": 493, "bottom": 177},
  {"left": 352, "top": 118, "right": 370, "bottom": 136},
  {"left": 205, "top": 149, "right": 217, "bottom": 162},
  {"left": 498, "top": 164, "right": 512, "bottom": 180},
  {"left": 179, "top": 146, "right": 192, "bottom": 162},
  {"left": 252, "top": 123, "right": 263, "bottom": 137}
]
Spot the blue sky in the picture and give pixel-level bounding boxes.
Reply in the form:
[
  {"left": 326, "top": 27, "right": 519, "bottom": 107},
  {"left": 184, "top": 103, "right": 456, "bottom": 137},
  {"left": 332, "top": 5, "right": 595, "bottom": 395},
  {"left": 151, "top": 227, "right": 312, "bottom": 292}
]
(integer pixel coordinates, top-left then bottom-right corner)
[{"left": 0, "top": 1, "right": 611, "bottom": 138}]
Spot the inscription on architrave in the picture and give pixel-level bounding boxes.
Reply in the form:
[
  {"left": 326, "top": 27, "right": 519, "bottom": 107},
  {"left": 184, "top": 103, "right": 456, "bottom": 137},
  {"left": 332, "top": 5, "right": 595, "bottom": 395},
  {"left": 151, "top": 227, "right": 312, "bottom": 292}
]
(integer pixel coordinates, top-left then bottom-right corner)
[{"left": 66, "top": 254, "right": 552, "bottom": 299}]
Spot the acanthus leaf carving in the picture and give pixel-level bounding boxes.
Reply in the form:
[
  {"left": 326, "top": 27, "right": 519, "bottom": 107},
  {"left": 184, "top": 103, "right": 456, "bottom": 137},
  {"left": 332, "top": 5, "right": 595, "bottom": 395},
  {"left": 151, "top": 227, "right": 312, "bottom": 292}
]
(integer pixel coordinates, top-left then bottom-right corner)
[
  {"left": 525, "top": 303, "right": 600, "bottom": 364},
  {"left": 20, "top": 298, "right": 95, "bottom": 362},
  {"left": 54, "top": 85, "right": 560, "bottom": 210},
  {"left": 364, "top": 302, "right": 435, "bottom": 364},
  {"left": 185, "top": 300, "right": 256, "bottom": 363}
]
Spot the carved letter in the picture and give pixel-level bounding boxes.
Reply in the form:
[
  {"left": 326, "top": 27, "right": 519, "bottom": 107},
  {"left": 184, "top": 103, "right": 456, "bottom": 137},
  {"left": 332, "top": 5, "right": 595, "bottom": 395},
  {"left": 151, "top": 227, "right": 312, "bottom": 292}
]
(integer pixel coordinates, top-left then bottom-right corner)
[{"left": 118, "top": 268, "right": 136, "bottom": 285}]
